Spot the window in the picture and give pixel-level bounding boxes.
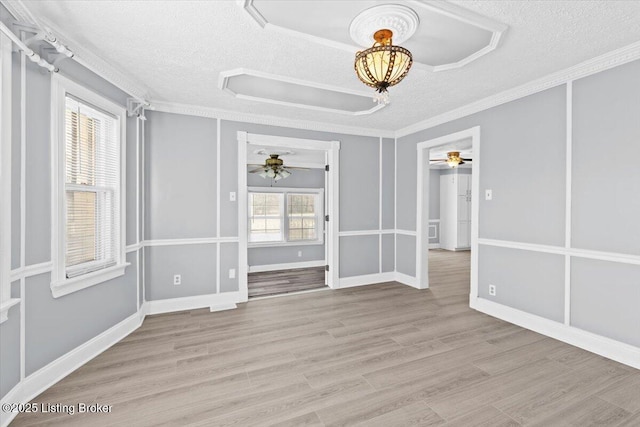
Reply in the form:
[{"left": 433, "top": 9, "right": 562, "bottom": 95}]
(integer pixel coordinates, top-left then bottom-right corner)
[
  {"left": 248, "top": 187, "right": 323, "bottom": 246},
  {"left": 51, "top": 75, "right": 128, "bottom": 298}
]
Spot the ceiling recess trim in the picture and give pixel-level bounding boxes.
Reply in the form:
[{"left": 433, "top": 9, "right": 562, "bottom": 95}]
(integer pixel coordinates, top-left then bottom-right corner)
[
  {"left": 240, "top": 0, "right": 508, "bottom": 72},
  {"left": 218, "top": 68, "right": 385, "bottom": 116}
]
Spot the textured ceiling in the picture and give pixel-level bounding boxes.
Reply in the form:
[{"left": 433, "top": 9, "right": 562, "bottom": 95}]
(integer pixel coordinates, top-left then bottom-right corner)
[{"left": 20, "top": 0, "right": 640, "bottom": 131}]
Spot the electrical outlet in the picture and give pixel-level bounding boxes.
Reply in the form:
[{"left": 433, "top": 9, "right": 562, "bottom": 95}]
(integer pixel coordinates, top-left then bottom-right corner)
[
  {"left": 229, "top": 268, "right": 236, "bottom": 279},
  {"left": 229, "top": 192, "right": 236, "bottom": 202},
  {"left": 298, "top": 251, "right": 302, "bottom": 257},
  {"left": 489, "top": 284, "right": 496, "bottom": 296},
  {"left": 485, "top": 189, "right": 493, "bottom": 201},
  {"left": 173, "top": 274, "right": 181, "bottom": 285}
]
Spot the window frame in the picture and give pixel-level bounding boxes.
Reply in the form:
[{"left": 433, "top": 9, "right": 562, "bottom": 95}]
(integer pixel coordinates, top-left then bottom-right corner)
[
  {"left": 247, "top": 186, "right": 324, "bottom": 248},
  {"left": 50, "top": 74, "right": 129, "bottom": 298}
]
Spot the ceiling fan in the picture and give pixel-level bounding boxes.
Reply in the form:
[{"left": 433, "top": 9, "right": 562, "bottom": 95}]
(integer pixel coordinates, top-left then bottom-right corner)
[
  {"left": 430, "top": 151, "right": 472, "bottom": 168},
  {"left": 248, "top": 154, "right": 308, "bottom": 181}
]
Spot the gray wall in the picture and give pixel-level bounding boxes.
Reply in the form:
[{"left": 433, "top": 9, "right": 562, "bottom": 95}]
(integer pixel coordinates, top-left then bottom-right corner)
[
  {"left": 143, "top": 116, "right": 394, "bottom": 300},
  {"left": 1, "top": 6, "right": 141, "bottom": 399},
  {"left": 396, "top": 59, "right": 640, "bottom": 348},
  {"left": 571, "top": 60, "right": 640, "bottom": 255},
  {"left": 145, "top": 245, "right": 216, "bottom": 300},
  {"left": 144, "top": 111, "right": 220, "bottom": 300},
  {"left": 145, "top": 111, "right": 217, "bottom": 240},
  {"left": 247, "top": 166, "right": 325, "bottom": 267}
]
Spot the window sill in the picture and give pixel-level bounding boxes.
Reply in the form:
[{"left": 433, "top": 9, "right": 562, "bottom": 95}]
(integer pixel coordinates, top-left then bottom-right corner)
[
  {"left": 51, "top": 262, "right": 130, "bottom": 298},
  {"left": 248, "top": 240, "right": 325, "bottom": 249},
  {"left": 0, "top": 298, "right": 21, "bottom": 324}
]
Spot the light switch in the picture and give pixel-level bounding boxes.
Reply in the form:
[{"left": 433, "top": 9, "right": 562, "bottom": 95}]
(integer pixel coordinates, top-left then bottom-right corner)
[
  {"left": 229, "top": 192, "right": 236, "bottom": 202},
  {"left": 228, "top": 268, "right": 236, "bottom": 279},
  {"left": 485, "top": 189, "right": 493, "bottom": 201}
]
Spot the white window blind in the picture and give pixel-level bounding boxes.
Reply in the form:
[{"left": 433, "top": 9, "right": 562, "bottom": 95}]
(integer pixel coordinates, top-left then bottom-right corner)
[{"left": 64, "top": 96, "right": 120, "bottom": 278}]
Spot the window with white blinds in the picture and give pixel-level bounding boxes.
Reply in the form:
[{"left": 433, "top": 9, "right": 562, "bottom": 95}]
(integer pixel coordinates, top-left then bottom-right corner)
[
  {"left": 51, "top": 75, "right": 126, "bottom": 297},
  {"left": 64, "top": 96, "right": 120, "bottom": 277}
]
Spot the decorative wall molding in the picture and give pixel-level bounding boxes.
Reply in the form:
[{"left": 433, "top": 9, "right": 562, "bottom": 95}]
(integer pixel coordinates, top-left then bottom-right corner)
[
  {"left": 143, "top": 237, "right": 239, "bottom": 247},
  {"left": 338, "top": 272, "right": 395, "bottom": 289},
  {"left": 9, "top": 261, "right": 52, "bottom": 282},
  {"left": 145, "top": 292, "right": 241, "bottom": 315},
  {"left": 396, "top": 40, "right": 640, "bottom": 138},
  {"left": 472, "top": 297, "right": 640, "bottom": 370},
  {"left": 339, "top": 229, "right": 395, "bottom": 237},
  {"left": 478, "top": 238, "right": 640, "bottom": 266},
  {"left": 125, "top": 242, "right": 143, "bottom": 253},
  {"left": 395, "top": 229, "right": 417, "bottom": 237},
  {"left": 248, "top": 260, "right": 325, "bottom": 273},
  {"left": 150, "top": 100, "right": 394, "bottom": 139}
]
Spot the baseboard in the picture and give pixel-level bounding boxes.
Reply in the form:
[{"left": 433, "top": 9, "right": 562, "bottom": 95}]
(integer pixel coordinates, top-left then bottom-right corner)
[
  {"left": 338, "top": 272, "right": 395, "bottom": 289},
  {"left": 428, "top": 243, "right": 440, "bottom": 249},
  {"left": 146, "top": 292, "right": 241, "bottom": 315},
  {"left": 0, "top": 311, "right": 143, "bottom": 427},
  {"left": 248, "top": 260, "right": 325, "bottom": 273},
  {"left": 471, "top": 297, "right": 640, "bottom": 370},
  {"left": 394, "top": 272, "right": 419, "bottom": 288}
]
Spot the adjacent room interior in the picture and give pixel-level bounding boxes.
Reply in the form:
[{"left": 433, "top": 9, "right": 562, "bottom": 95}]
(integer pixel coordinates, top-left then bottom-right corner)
[{"left": 1, "top": 1, "right": 639, "bottom": 426}]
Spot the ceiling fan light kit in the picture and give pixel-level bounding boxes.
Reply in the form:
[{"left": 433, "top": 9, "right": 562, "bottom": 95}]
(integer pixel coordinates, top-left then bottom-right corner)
[
  {"left": 351, "top": 4, "right": 418, "bottom": 105},
  {"left": 249, "top": 154, "right": 305, "bottom": 182}
]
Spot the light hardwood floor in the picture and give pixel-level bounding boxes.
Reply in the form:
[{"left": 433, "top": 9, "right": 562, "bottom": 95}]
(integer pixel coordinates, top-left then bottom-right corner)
[
  {"left": 12, "top": 250, "right": 640, "bottom": 426},
  {"left": 248, "top": 267, "right": 327, "bottom": 298}
]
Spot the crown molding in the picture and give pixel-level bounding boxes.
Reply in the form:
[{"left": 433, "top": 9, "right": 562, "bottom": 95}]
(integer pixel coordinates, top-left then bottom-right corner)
[
  {"left": 2, "top": 0, "right": 34, "bottom": 23},
  {"left": 395, "top": 39, "right": 640, "bottom": 138},
  {"left": 2, "top": 0, "right": 151, "bottom": 101},
  {"left": 149, "top": 100, "right": 395, "bottom": 139}
]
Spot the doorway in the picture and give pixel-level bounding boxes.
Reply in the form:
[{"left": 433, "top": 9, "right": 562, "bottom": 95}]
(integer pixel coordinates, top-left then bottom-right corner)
[
  {"left": 415, "top": 126, "right": 480, "bottom": 303},
  {"left": 237, "top": 132, "right": 340, "bottom": 302}
]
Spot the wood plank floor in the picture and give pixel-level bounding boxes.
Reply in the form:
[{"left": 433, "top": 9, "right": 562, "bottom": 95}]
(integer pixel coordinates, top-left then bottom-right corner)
[
  {"left": 248, "top": 267, "right": 327, "bottom": 298},
  {"left": 12, "top": 250, "right": 640, "bottom": 426}
]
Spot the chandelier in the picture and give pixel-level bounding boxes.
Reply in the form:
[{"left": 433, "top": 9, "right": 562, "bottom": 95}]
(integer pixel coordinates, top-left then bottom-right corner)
[{"left": 354, "top": 29, "right": 413, "bottom": 105}]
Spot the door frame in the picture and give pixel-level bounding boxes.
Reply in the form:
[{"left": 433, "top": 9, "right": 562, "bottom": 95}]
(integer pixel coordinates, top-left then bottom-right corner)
[
  {"left": 415, "top": 126, "right": 480, "bottom": 302},
  {"left": 237, "top": 131, "right": 340, "bottom": 302}
]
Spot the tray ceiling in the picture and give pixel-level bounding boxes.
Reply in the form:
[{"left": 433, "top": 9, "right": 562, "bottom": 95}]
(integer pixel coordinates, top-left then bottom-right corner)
[
  {"left": 16, "top": 1, "right": 640, "bottom": 132},
  {"left": 242, "top": 0, "right": 506, "bottom": 71}
]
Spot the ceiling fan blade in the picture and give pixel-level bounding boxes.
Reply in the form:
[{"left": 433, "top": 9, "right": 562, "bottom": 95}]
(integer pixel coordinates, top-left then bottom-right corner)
[
  {"left": 429, "top": 159, "right": 447, "bottom": 163},
  {"left": 284, "top": 166, "right": 310, "bottom": 170},
  {"left": 249, "top": 167, "right": 266, "bottom": 173},
  {"left": 460, "top": 158, "right": 473, "bottom": 161}
]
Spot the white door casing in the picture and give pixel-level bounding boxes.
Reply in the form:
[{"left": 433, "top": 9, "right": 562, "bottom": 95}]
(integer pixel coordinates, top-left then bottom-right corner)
[{"left": 237, "top": 131, "right": 340, "bottom": 301}]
